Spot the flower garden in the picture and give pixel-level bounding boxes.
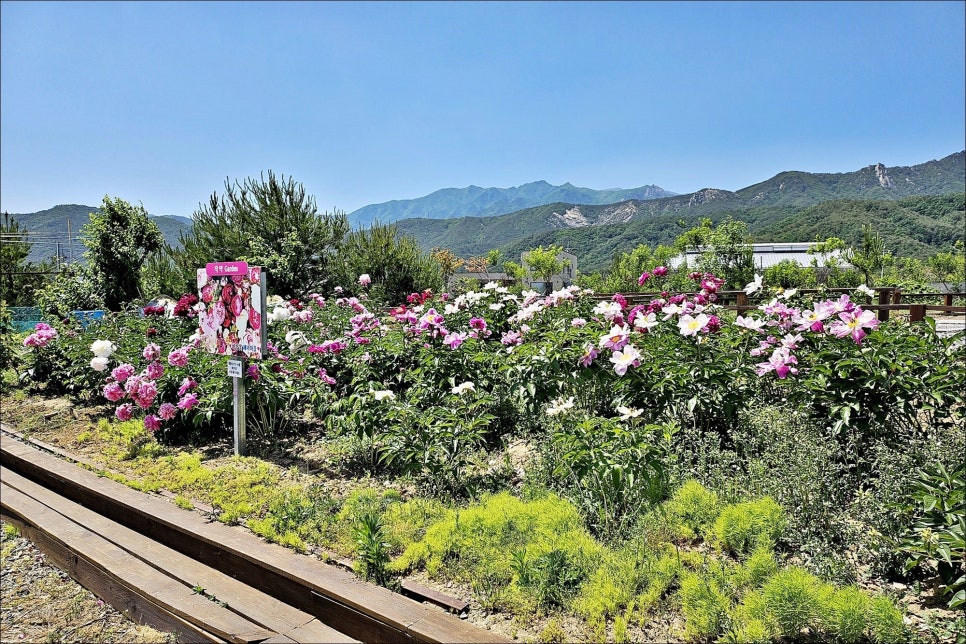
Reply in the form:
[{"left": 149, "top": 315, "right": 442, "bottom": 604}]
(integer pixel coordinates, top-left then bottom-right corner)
[{"left": 5, "top": 269, "right": 965, "bottom": 643}]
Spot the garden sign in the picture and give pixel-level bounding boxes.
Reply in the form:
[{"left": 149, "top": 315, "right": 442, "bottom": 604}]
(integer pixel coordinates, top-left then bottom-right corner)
[{"left": 197, "top": 262, "right": 267, "bottom": 455}]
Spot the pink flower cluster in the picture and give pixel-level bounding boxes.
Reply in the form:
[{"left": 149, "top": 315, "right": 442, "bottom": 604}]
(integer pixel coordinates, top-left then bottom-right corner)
[
  {"left": 736, "top": 294, "right": 880, "bottom": 379},
  {"left": 637, "top": 265, "right": 668, "bottom": 286},
  {"left": 102, "top": 345, "right": 198, "bottom": 431},
  {"left": 22, "top": 323, "right": 58, "bottom": 347}
]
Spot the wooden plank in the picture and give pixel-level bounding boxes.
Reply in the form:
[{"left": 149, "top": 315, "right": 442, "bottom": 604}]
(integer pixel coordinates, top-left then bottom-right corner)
[
  {"left": 0, "top": 466, "right": 359, "bottom": 644},
  {"left": 1, "top": 434, "right": 508, "bottom": 643},
  {"left": 400, "top": 579, "right": 470, "bottom": 614},
  {"left": 0, "top": 483, "right": 271, "bottom": 643},
  {"left": 1, "top": 508, "right": 224, "bottom": 644}
]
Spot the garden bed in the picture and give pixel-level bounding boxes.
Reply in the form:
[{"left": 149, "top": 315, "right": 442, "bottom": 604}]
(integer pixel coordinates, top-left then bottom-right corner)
[{"left": 3, "top": 278, "right": 965, "bottom": 642}]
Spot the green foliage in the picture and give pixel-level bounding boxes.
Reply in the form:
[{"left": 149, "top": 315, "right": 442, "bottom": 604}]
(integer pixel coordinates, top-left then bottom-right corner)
[
  {"left": 895, "top": 462, "right": 966, "bottom": 609},
  {"left": 756, "top": 567, "right": 828, "bottom": 638},
  {"left": 793, "top": 319, "right": 966, "bottom": 470},
  {"left": 547, "top": 415, "right": 674, "bottom": 541},
  {"left": 381, "top": 386, "right": 497, "bottom": 496},
  {"left": 712, "top": 497, "right": 785, "bottom": 555},
  {"left": 353, "top": 510, "right": 391, "bottom": 585},
  {"left": 329, "top": 222, "right": 442, "bottom": 306},
  {"left": 678, "top": 570, "right": 732, "bottom": 640},
  {"left": 391, "top": 491, "right": 603, "bottom": 612},
  {"left": 657, "top": 479, "right": 720, "bottom": 542},
  {"left": 866, "top": 594, "right": 906, "bottom": 644},
  {"left": 822, "top": 585, "right": 869, "bottom": 643},
  {"left": 523, "top": 244, "right": 569, "bottom": 293},
  {"left": 33, "top": 262, "right": 105, "bottom": 319},
  {"left": 0, "top": 212, "right": 47, "bottom": 306},
  {"left": 572, "top": 550, "right": 642, "bottom": 625},
  {"left": 845, "top": 223, "right": 889, "bottom": 286},
  {"left": 176, "top": 171, "right": 349, "bottom": 299},
  {"left": 80, "top": 196, "right": 164, "bottom": 311}
]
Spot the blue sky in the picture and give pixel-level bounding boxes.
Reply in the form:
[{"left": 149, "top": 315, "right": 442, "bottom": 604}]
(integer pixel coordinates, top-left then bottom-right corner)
[{"left": 2, "top": 1, "right": 964, "bottom": 217}]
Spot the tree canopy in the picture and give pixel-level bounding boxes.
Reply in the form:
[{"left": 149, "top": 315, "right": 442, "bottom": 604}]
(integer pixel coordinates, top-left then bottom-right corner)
[{"left": 176, "top": 171, "right": 349, "bottom": 299}]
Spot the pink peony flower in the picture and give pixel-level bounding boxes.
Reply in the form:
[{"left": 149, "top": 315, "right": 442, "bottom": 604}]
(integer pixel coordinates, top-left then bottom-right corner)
[
  {"left": 143, "top": 415, "right": 162, "bottom": 432},
  {"left": 168, "top": 348, "right": 190, "bottom": 367},
  {"left": 146, "top": 361, "right": 164, "bottom": 379},
  {"left": 143, "top": 343, "right": 161, "bottom": 362},
  {"left": 115, "top": 404, "right": 134, "bottom": 422},
  {"left": 103, "top": 382, "right": 125, "bottom": 402},
  {"left": 112, "top": 363, "right": 136, "bottom": 383},
  {"left": 178, "top": 393, "right": 199, "bottom": 411},
  {"left": 177, "top": 377, "right": 198, "bottom": 397},
  {"left": 158, "top": 403, "right": 178, "bottom": 421}
]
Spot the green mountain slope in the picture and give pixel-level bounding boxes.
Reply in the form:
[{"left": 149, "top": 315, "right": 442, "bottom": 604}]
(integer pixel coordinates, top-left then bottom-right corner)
[
  {"left": 7, "top": 204, "right": 192, "bottom": 265},
  {"left": 347, "top": 180, "right": 676, "bottom": 228},
  {"left": 397, "top": 151, "right": 965, "bottom": 271}
]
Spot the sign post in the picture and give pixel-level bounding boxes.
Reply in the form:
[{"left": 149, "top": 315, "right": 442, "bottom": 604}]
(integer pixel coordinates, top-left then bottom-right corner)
[
  {"left": 197, "top": 262, "right": 267, "bottom": 457},
  {"left": 228, "top": 358, "right": 246, "bottom": 456}
]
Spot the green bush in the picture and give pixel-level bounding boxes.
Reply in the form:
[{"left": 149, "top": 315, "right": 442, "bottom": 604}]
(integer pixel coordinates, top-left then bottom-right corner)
[
  {"left": 678, "top": 570, "right": 731, "bottom": 640},
  {"left": 659, "top": 479, "right": 720, "bottom": 542},
  {"left": 712, "top": 497, "right": 786, "bottom": 555},
  {"left": 895, "top": 461, "right": 966, "bottom": 609},
  {"left": 757, "top": 567, "right": 827, "bottom": 638},
  {"left": 390, "top": 491, "right": 604, "bottom": 612},
  {"left": 866, "top": 594, "right": 906, "bottom": 644},
  {"left": 821, "top": 585, "right": 869, "bottom": 643}
]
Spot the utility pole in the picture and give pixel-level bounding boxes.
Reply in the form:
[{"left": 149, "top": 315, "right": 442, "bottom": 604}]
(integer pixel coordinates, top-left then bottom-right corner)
[{"left": 67, "top": 219, "right": 73, "bottom": 263}]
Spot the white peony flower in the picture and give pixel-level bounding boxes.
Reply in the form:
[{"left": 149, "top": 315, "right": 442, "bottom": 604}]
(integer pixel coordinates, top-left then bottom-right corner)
[
  {"left": 90, "top": 340, "right": 116, "bottom": 358},
  {"left": 90, "top": 356, "right": 110, "bottom": 372},
  {"left": 451, "top": 381, "right": 475, "bottom": 395}
]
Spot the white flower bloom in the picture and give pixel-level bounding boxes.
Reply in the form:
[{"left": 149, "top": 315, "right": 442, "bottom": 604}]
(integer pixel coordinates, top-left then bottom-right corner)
[
  {"left": 267, "top": 294, "right": 285, "bottom": 307},
  {"left": 483, "top": 281, "right": 500, "bottom": 290},
  {"left": 90, "top": 356, "right": 110, "bottom": 372},
  {"left": 546, "top": 396, "right": 575, "bottom": 416},
  {"left": 633, "top": 311, "right": 659, "bottom": 331},
  {"left": 744, "top": 274, "right": 764, "bottom": 296},
  {"left": 451, "top": 381, "right": 475, "bottom": 395},
  {"left": 268, "top": 306, "right": 291, "bottom": 324},
  {"left": 90, "top": 340, "right": 116, "bottom": 358},
  {"left": 856, "top": 284, "right": 875, "bottom": 297},
  {"left": 285, "top": 330, "right": 308, "bottom": 351},
  {"left": 678, "top": 313, "right": 709, "bottom": 337},
  {"left": 617, "top": 405, "right": 643, "bottom": 421},
  {"left": 444, "top": 303, "right": 460, "bottom": 315},
  {"left": 373, "top": 390, "right": 395, "bottom": 401},
  {"left": 780, "top": 288, "right": 798, "bottom": 300}
]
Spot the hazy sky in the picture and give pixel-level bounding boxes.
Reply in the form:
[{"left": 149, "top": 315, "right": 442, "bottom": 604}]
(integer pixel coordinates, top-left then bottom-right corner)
[{"left": 2, "top": 1, "right": 964, "bottom": 217}]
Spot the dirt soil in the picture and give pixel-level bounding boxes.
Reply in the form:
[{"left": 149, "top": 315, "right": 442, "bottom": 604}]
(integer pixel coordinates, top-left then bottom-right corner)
[{"left": 1, "top": 393, "right": 962, "bottom": 644}]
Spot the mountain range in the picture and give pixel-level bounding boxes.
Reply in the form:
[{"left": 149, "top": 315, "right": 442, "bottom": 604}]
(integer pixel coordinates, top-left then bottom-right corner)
[
  {"left": 346, "top": 180, "right": 676, "bottom": 228},
  {"left": 6, "top": 150, "right": 964, "bottom": 273}
]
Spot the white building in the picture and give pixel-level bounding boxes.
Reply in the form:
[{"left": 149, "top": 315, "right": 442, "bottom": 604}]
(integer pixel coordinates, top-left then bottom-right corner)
[{"left": 671, "top": 242, "right": 849, "bottom": 271}]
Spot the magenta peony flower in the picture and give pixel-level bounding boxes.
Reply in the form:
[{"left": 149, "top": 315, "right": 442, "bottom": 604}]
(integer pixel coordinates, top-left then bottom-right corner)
[
  {"left": 143, "top": 415, "right": 162, "bottom": 432},
  {"left": 178, "top": 393, "right": 200, "bottom": 411},
  {"left": 158, "top": 403, "right": 178, "bottom": 421},
  {"left": 143, "top": 343, "right": 161, "bottom": 361},
  {"left": 112, "top": 363, "right": 136, "bottom": 383},
  {"left": 168, "top": 348, "right": 190, "bottom": 367},
  {"left": 115, "top": 404, "right": 134, "bottom": 422},
  {"left": 103, "top": 382, "right": 125, "bottom": 402},
  {"left": 146, "top": 361, "right": 164, "bottom": 379}
]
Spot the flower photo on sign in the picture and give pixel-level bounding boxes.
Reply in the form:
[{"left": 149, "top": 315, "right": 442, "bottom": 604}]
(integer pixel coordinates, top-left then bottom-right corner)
[{"left": 196, "top": 264, "right": 267, "bottom": 359}]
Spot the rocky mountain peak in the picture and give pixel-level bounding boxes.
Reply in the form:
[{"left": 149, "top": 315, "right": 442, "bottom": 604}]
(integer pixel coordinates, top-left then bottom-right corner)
[{"left": 875, "top": 163, "right": 895, "bottom": 188}]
